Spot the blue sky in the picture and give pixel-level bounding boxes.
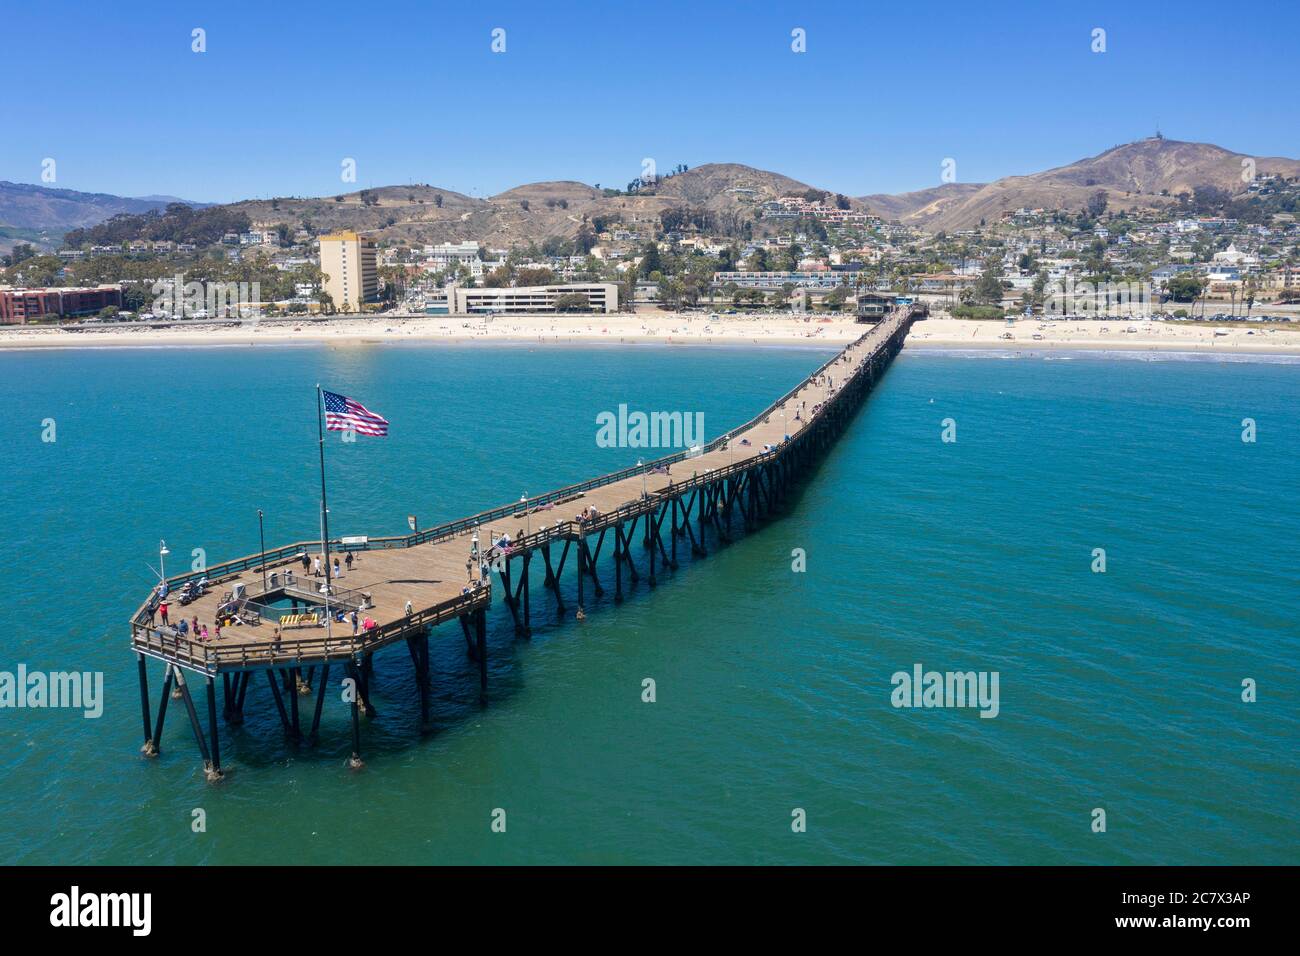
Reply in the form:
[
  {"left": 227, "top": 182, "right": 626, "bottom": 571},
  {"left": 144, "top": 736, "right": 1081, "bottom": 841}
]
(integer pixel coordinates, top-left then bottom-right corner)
[{"left": 4, "top": 0, "right": 1298, "bottom": 203}]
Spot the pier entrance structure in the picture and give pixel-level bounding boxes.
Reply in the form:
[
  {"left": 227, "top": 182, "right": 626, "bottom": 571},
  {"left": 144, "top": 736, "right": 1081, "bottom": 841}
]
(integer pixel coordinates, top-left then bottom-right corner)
[{"left": 129, "top": 307, "right": 922, "bottom": 780}]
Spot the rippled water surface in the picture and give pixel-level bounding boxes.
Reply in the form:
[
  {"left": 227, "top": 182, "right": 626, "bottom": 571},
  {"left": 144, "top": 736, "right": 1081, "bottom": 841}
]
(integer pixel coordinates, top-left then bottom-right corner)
[{"left": 1, "top": 343, "right": 1295, "bottom": 864}]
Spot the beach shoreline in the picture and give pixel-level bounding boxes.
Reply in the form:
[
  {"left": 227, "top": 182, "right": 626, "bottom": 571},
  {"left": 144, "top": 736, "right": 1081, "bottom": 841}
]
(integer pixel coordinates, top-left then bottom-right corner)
[{"left": 2, "top": 313, "right": 1299, "bottom": 356}]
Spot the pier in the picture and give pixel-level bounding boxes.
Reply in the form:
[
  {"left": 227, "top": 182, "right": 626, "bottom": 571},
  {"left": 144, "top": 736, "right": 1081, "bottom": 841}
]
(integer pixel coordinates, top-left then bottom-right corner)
[{"left": 129, "top": 306, "right": 924, "bottom": 780}]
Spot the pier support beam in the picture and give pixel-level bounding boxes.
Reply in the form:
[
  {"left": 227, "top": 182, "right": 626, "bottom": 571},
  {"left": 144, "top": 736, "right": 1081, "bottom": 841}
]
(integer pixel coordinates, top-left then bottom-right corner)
[
  {"left": 670, "top": 496, "right": 679, "bottom": 567},
  {"left": 308, "top": 662, "right": 330, "bottom": 745},
  {"left": 346, "top": 661, "right": 364, "bottom": 770},
  {"left": 146, "top": 664, "right": 173, "bottom": 757},
  {"left": 136, "top": 654, "right": 151, "bottom": 754},
  {"left": 614, "top": 521, "right": 624, "bottom": 603},
  {"left": 287, "top": 667, "right": 301, "bottom": 740},
  {"left": 232, "top": 671, "right": 249, "bottom": 726},
  {"left": 520, "top": 552, "right": 532, "bottom": 637},
  {"left": 205, "top": 676, "right": 224, "bottom": 782},
  {"left": 174, "top": 670, "right": 215, "bottom": 782},
  {"left": 576, "top": 534, "right": 587, "bottom": 617},
  {"left": 354, "top": 659, "right": 378, "bottom": 719},
  {"left": 266, "top": 668, "right": 292, "bottom": 736},
  {"left": 475, "top": 606, "right": 488, "bottom": 699},
  {"left": 647, "top": 504, "right": 657, "bottom": 587},
  {"left": 407, "top": 631, "right": 431, "bottom": 732}
]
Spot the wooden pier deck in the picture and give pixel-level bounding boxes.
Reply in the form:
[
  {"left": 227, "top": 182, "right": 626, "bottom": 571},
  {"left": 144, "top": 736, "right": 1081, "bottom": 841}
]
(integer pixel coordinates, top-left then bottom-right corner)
[{"left": 128, "top": 306, "right": 923, "bottom": 778}]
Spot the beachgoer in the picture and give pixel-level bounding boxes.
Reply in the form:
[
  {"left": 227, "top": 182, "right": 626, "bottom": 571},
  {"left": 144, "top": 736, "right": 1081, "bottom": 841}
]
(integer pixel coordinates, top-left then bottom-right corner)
[
  {"left": 404, "top": 599, "right": 413, "bottom": 616},
  {"left": 350, "top": 609, "right": 359, "bottom": 636},
  {"left": 201, "top": 624, "right": 210, "bottom": 641},
  {"left": 159, "top": 602, "right": 169, "bottom": 625},
  {"left": 345, "top": 551, "right": 354, "bottom": 571},
  {"left": 177, "top": 618, "right": 188, "bottom": 636},
  {"left": 333, "top": 557, "right": 341, "bottom": 577},
  {"left": 300, "top": 552, "right": 310, "bottom": 572},
  {"left": 214, "top": 621, "right": 222, "bottom": 640},
  {"left": 313, "top": 555, "right": 322, "bottom": 577}
]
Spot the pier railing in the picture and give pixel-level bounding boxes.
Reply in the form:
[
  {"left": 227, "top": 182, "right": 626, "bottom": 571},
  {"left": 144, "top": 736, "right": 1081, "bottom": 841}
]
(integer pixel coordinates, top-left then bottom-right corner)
[
  {"left": 480, "top": 308, "right": 917, "bottom": 557},
  {"left": 131, "top": 308, "right": 917, "bottom": 624},
  {"left": 131, "top": 585, "right": 489, "bottom": 673}
]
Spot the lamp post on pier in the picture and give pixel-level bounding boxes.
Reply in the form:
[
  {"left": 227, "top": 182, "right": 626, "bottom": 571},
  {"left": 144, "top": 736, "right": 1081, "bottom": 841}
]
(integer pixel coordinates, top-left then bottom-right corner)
[
  {"left": 521, "top": 493, "right": 530, "bottom": 538},
  {"left": 257, "top": 509, "right": 268, "bottom": 591},
  {"left": 158, "top": 539, "right": 170, "bottom": 586}
]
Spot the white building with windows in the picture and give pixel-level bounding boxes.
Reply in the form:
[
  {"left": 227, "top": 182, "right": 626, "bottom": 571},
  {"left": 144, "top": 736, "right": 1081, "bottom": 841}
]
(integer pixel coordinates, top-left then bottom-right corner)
[{"left": 449, "top": 282, "right": 618, "bottom": 315}]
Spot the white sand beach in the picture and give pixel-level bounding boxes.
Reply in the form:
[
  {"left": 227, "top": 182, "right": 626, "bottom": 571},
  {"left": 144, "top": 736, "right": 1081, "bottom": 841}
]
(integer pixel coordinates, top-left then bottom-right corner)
[
  {"left": 906, "top": 317, "right": 1300, "bottom": 354},
  {"left": 2, "top": 312, "right": 1299, "bottom": 355}
]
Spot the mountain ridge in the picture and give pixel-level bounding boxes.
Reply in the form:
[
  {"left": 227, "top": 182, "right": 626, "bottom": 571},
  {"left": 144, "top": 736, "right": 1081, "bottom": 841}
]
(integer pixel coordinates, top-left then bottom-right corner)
[{"left": 5, "top": 139, "right": 1298, "bottom": 254}]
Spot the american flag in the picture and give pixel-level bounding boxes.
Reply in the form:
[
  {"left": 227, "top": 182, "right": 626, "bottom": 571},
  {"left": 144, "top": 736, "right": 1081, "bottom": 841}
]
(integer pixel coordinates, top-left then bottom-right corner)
[{"left": 323, "top": 390, "right": 389, "bottom": 436}]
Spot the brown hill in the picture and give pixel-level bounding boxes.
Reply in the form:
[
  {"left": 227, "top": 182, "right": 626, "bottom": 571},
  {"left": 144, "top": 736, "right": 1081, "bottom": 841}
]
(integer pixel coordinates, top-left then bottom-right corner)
[
  {"left": 869, "top": 138, "right": 1300, "bottom": 231},
  {"left": 24, "top": 139, "right": 1299, "bottom": 251},
  {"left": 652, "top": 163, "right": 821, "bottom": 208},
  {"left": 859, "top": 183, "right": 985, "bottom": 223},
  {"left": 224, "top": 164, "right": 831, "bottom": 248}
]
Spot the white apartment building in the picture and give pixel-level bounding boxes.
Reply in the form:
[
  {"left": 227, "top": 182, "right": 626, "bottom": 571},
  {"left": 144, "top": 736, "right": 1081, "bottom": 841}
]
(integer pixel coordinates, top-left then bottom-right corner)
[
  {"left": 450, "top": 282, "right": 618, "bottom": 315},
  {"left": 318, "top": 231, "right": 378, "bottom": 311}
]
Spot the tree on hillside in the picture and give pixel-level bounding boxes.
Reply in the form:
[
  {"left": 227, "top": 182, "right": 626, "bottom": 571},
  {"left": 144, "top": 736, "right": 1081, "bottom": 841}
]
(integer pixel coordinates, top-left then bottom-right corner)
[
  {"left": 639, "top": 242, "right": 662, "bottom": 278},
  {"left": 1087, "top": 190, "right": 1108, "bottom": 218},
  {"left": 515, "top": 266, "right": 554, "bottom": 286},
  {"left": 2, "top": 243, "right": 35, "bottom": 267},
  {"left": 974, "top": 261, "right": 1005, "bottom": 305}
]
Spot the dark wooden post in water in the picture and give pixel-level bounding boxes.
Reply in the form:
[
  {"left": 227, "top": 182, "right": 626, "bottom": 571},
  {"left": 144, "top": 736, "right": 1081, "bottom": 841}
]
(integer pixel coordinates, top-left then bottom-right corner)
[
  {"left": 266, "top": 669, "right": 291, "bottom": 735},
  {"left": 287, "top": 667, "right": 301, "bottom": 741},
  {"left": 147, "top": 664, "right": 174, "bottom": 757},
  {"left": 475, "top": 606, "right": 488, "bottom": 697},
  {"left": 614, "top": 519, "right": 624, "bottom": 603},
  {"left": 646, "top": 502, "right": 657, "bottom": 587},
  {"left": 205, "top": 676, "right": 223, "bottom": 782},
  {"left": 346, "top": 660, "right": 363, "bottom": 770},
  {"left": 309, "top": 662, "right": 331, "bottom": 744},
  {"left": 519, "top": 552, "right": 532, "bottom": 637},
  {"left": 407, "top": 630, "right": 431, "bottom": 732},
  {"left": 576, "top": 532, "right": 586, "bottom": 618},
  {"left": 136, "top": 654, "right": 151, "bottom": 754}
]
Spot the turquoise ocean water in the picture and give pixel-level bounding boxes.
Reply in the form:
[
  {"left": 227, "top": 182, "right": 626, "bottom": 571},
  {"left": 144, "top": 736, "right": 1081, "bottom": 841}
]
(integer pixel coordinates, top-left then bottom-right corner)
[{"left": 0, "top": 342, "right": 1296, "bottom": 865}]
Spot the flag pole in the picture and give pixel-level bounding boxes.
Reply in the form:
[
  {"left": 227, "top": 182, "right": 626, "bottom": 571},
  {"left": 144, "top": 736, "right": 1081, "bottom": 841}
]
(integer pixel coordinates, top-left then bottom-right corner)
[{"left": 317, "top": 385, "right": 332, "bottom": 605}]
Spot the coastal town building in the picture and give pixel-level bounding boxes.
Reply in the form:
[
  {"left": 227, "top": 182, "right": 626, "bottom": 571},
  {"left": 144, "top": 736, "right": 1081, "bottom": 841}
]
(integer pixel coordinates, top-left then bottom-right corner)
[
  {"left": 714, "top": 271, "right": 859, "bottom": 290},
  {"left": 318, "top": 231, "right": 378, "bottom": 311},
  {"left": 448, "top": 282, "right": 618, "bottom": 315},
  {"left": 0, "top": 284, "right": 123, "bottom": 323}
]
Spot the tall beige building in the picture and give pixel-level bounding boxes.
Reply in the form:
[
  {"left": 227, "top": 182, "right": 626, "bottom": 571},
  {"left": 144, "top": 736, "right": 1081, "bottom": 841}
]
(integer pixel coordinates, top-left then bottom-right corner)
[{"left": 319, "top": 231, "right": 378, "bottom": 312}]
